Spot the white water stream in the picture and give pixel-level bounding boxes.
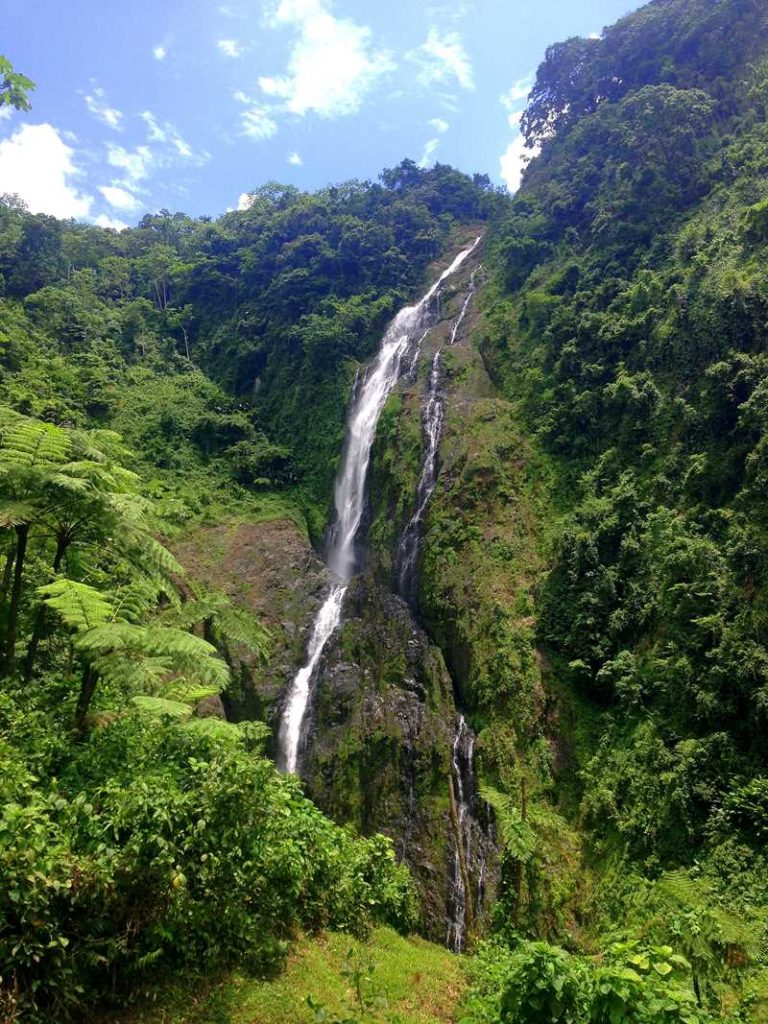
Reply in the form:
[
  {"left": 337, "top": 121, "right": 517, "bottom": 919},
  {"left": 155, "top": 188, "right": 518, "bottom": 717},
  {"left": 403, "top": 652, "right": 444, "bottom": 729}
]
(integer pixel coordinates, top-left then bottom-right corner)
[
  {"left": 277, "top": 238, "right": 482, "bottom": 776},
  {"left": 447, "top": 714, "right": 474, "bottom": 952},
  {"left": 395, "top": 350, "right": 445, "bottom": 603}
]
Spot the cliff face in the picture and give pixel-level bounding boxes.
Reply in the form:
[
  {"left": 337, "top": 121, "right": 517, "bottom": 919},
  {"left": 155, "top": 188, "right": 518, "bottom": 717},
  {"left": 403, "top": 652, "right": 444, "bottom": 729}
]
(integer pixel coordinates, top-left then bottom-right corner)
[{"left": 172, "top": 242, "right": 515, "bottom": 943}]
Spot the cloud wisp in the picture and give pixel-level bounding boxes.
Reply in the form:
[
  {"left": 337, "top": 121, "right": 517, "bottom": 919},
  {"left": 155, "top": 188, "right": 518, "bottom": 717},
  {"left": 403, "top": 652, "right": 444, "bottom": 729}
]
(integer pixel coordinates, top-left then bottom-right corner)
[
  {"left": 218, "top": 38, "right": 243, "bottom": 57},
  {"left": 417, "top": 136, "right": 440, "bottom": 168},
  {"left": 407, "top": 29, "right": 474, "bottom": 91},
  {"left": 84, "top": 87, "right": 124, "bottom": 131},
  {"left": 234, "top": 91, "right": 278, "bottom": 139},
  {"left": 257, "top": 0, "right": 395, "bottom": 120},
  {"left": 99, "top": 184, "right": 142, "bottom": 212},
  {"left": 499, "top": 74, "right": 538, "bottom": 193}
]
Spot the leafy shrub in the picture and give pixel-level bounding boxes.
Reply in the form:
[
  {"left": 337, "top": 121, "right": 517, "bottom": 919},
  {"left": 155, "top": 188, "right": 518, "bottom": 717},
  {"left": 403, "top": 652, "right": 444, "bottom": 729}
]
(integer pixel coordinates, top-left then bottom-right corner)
[{"left": 0, "top": 708, "right": 415, "bottom": 1021}]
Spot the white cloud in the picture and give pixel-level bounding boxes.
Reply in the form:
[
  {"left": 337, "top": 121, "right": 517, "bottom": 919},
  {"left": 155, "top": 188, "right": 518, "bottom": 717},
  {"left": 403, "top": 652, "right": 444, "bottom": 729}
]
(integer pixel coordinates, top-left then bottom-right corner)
[
  {"left": 499, "top": 72, "right": 538, "bottom": 192},
  {"left": 407, "top": 29, "right": 474, "bottom": 91},
  {"left": 153, "top": 45, "right": 167, "bottom": 60},
  {"left": 258, "top": 0, "right": 395, "bottom": 118},
  {"left": 173, "top": 135, "right": 193, "bottom": 158},
  {"left": 502, "top": 75, "right": 533, "bottom": 110},
  {"left": 94, "top": 213, "right": 128, "bottom": 230},
  {"left": 287, "top": 151, "right": 303, "bottom": 165},
  {"left": 499, "top": 133, "right": 539, "bottom": 193},
  {"left": 141, "top": 110, "right": 166, "bottom": 142},
  {"left": 417, "top": 137, "right": 440, "bottom": 168},
  {"left": 99, "top": 184, "right": 141, "bottom": 212},
  {"left": 234, "top": 92, "right": 279, "bottom": 140},
  {"left": 237, "top": 192, "right": 254, "bottom": 211},
  {"left": 241, "top": 107, "right": 278, "bottom": 139},
  {"left": 424, "top": 0, "right": 472, "bottom": 19},
  {"left": 106, "top": 143, "right": 154, "bottom": 186},
  {"left": 218, "top": 38, "right": 243, "bottom": 57},
  {"left": 137, "top": 111, "right": 202, "bottom": 161},
  {"left": 84, "top": 87, "right": 124, "bottom": 131},
  {"left": 0, "top": 123, "right": 93, "bottom": 219},
  {"left": 0, "top": 108, "right": 12, "bottom": 122},
  {"left": 429, "top": 116, "right": 449, "bottom": 133}
]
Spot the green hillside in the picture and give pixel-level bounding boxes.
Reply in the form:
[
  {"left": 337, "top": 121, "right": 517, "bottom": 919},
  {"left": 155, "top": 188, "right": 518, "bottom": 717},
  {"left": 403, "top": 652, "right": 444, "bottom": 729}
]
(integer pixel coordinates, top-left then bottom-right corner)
[{"left": 2, "top": 1, "right": 768, "bottom": 1020}]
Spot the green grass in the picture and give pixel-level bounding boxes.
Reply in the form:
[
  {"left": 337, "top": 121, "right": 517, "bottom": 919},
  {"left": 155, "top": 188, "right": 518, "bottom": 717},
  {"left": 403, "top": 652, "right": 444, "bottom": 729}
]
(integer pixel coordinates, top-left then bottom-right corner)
[{"left": 115, "top": 928, "right": 465, "bottom": 1024}]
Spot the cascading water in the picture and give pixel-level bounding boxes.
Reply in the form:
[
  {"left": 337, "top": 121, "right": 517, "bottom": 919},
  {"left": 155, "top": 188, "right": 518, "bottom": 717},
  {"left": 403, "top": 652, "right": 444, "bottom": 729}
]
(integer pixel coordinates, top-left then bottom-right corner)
[
  {"left": 396, "top": 257, "right": 481, "bottom": 606},
  {"left": 387, "top": 252, "right": 492, "bottom": 952},
  {"left": 277, "top": 584, "right": 346, "bottom": 774},
  {"left": 277, "top": 237, "right": 482, "bottom": 776},
  {"left": 447, "top": 714, "right": 475, "bottom": 952},
  {"left": 326, "top": 238, "right": 481, "bottom": 582},
  {"left": 449, "top": 264, "right": 482, "bottom": 346},
  {"left": 395, "top": 350, "right": 445, "bottom": 605}
]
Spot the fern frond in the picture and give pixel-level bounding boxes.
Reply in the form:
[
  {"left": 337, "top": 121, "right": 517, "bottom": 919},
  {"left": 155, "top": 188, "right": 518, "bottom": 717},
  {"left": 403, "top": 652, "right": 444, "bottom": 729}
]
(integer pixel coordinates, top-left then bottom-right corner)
[
  {"left": 125, "top": 533, "right": 184, "bottom": 579},
  {"left": 183, "top": 717, "right": 243, "bottom": 742},
  {"left": 217, "top": 605, "right": 271, "bottom": 661},
  {"left": 131, "top": 695, "right": 192, "bottom": 719},
  {"left": 0, "top": 500, "right": 40, "bottom": 527},
  {"left": 69, "top": 427, "right": 133, "bottom": 465},
  {"left": 1, "top": 420, "right": 71, "bottom": 468},
  {"left": 480, "top": 783, "right": 537, "bottom": 862},
  {"left": 75, "top": 622, "right": 144, "bottom": 653},
  {"left": 38, "top": 579, "right": 115, "bottom": 631},
  {"left": 166, "top": 679, "right": 221, "bottom": 703}
]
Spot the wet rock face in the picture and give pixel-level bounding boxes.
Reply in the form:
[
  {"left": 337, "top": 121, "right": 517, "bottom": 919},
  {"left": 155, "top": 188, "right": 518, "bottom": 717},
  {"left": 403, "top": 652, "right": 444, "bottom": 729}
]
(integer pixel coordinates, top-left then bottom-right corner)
[
  {"left": 301, "top": 574, "right": 460, "bottom": 941},
  {"left": 173, "top": 518, "right": 335, "bottom": 724}
]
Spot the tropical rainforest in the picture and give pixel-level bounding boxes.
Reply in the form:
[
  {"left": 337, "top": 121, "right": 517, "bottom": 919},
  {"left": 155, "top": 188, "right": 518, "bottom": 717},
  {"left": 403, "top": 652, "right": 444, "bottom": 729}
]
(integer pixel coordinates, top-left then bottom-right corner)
[{"left": 2, "top": 0, "right": 768, "bottom": 1021}]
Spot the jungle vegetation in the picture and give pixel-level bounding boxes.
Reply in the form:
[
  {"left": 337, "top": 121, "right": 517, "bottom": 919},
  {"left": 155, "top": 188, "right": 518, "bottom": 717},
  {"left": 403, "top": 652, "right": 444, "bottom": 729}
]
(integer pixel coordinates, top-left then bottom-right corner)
[{"left": 3, "top": 0, "right": 768, "bottom": 1019}]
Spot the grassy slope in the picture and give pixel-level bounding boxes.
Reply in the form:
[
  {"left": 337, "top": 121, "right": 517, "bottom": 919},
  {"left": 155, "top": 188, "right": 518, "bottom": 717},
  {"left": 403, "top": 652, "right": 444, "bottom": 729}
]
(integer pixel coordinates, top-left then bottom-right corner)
[{"left": 114, "top": 928, "right": 464, "bottom": 1024}]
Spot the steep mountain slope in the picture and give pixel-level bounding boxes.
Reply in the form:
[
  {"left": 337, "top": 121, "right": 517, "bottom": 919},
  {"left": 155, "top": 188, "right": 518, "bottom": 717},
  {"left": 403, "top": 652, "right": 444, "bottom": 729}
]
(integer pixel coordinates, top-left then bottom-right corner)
[{"left": 3, "top": 0, "right": 768, "bottom": 1018}]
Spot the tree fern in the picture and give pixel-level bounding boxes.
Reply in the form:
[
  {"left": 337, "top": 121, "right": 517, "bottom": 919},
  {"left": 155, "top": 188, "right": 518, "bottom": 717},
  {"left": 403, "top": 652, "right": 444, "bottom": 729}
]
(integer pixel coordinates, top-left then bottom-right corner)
[
  {"left": 0, "top": 500, "right": 40, "bottom": 527},
  {"left": 480, "top": 783, "right": 537, "bottom": 863},
  {"left": 37, "top": 579, "right": 115, "bottom": 631},
  {"left": 130, "top": 695, "right": 191, "bottom": 719},
  {"left": 1, "top": 419, "right": 72, "bottom": 469},
  {"left": 160, "top": 582, "right": 270, "bottom": 663}
]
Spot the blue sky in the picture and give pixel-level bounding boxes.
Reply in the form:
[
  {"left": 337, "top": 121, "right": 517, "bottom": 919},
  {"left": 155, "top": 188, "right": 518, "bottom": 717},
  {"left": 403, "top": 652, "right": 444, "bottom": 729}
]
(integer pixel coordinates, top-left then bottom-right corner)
[{"left": 1, "top": 0, "right": 634, "bottom": 228}]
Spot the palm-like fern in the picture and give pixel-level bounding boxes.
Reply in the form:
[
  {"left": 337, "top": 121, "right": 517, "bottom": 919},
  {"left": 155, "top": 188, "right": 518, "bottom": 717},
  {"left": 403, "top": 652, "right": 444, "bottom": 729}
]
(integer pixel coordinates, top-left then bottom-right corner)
[
  {"left": 159, "top": 581, "right": 270, "bottom": 666},
  {"left": 480, "top": 783, "right": 537, "bottom": 864},
  {"left": 38, "top": 578, "right": 230, "bottom": 725},
  {"left": 645, "top": 869, "right": 763, "bottom": 1004}
]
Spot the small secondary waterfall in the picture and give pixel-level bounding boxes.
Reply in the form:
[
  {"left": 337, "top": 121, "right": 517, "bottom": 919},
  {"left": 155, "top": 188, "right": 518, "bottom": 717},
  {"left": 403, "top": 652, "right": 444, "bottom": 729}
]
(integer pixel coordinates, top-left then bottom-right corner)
[
  {"left": 395, "top": 350, "right": 445, "bottom": 605},
  {"left": 449, "top": 264, "right": 482, "bottom": 346},
  {"left": 387, "top": 255, "right": 490, "bottom": 952},
  {"left": 277, "top": 237, "right": 482, "bottom": 776},
  {"left": 396, "top": 259, "right": 481, "bottom": 605},
  {"left": 447, "top": 715, "right": 475, "bottom": 952}
]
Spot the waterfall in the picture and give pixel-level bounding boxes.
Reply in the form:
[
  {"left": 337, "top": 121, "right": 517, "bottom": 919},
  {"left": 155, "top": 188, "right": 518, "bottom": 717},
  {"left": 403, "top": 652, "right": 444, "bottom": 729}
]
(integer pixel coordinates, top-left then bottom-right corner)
[
  {"left": 386, "top": 256, "right": 489, "bottom": 952},
  {"left": 326, "top": 238, "right": 481, "bottom": 582},
  {"left": 277, "top": 237, "right": 482, "bottom": 776},
  {"left": 395, "top": 259, "right": 480, "bottom": 606},
  {"left": 447, "top": 714, "right": 475, "bottom": 952},
  {"left": 449, "top": 264, "right": 482, "bottom": 346},
  {"left": 395, "top": 350, "right": 445, "bottom": 605},
  {"left": 277, "top": 584, "right": 346, "bottom": 774}
]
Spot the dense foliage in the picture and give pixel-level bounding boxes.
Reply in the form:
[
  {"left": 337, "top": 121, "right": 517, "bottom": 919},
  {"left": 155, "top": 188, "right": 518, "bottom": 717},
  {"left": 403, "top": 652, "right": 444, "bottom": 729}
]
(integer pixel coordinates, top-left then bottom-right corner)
[
  {"left": 5, "top": 0, "right": 768, "bottom": 1018},
  {"left": 0, "top": 164, "right": 493, "bottom": 1019},
  {"left": 467, "top": 0, "right": 768, "bottom": 1017},
  {"left": 0, "top": 163, "right": 496, "bottom": 528}
]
